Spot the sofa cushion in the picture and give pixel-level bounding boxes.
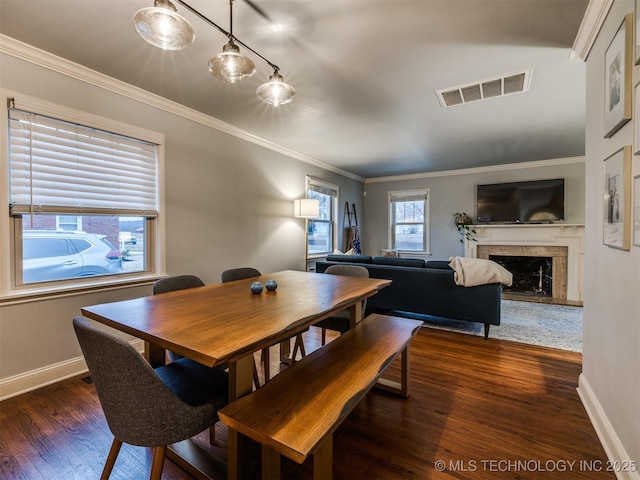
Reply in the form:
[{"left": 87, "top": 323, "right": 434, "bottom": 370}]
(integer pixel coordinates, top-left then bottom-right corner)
[
  {"left": 325, "top": 254, "right": 372, "bottom": 263},
  {"left": 372, "top": 257, "right": 425, "bottom": 268},
  {"left": 425, "top": 260, "right": 453, "bottom": 270}
]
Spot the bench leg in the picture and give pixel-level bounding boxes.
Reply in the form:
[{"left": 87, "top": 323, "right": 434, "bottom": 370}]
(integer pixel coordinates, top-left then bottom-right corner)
[
  {"left": 228, "top": 356, "right": 256, "bottom": 480},
  {"left": 484, "top": 323, "right": 490, "bottom": 340},
  {"left": 313, "top": 435, "right": 333, "bottom": 480},
  {"left": 375, "top": 345, "right": 411, "bottom": 397},
  {"left": 261, "top": 445, "right": 281, "bottom": 480}
]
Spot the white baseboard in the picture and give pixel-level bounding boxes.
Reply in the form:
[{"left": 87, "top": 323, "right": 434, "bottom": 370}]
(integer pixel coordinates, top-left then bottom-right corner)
[
  {"left": 577, "top": 374, "right": 640, "bottom": 480},
  {"left": 0, "top": 339, "right": 145, "bottom": 401}
]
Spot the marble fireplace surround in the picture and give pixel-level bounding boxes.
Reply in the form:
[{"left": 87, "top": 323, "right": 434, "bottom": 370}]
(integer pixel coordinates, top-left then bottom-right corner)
[{"left": 464, "top": 224, "right": 585, "bottom": 302}]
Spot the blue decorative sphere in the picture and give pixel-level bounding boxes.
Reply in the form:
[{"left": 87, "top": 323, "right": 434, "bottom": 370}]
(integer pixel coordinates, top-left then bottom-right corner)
[
  {"left": 265, "top": 279, "right": 278, "bottom": 291},
  {"left": 250, "top": 281, "right": 263, "bottom": 294}
]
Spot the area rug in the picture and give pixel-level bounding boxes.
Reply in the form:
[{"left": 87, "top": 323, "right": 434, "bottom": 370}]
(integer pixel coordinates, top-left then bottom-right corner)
[{"left": 404, "top": 300, "right": 583, "bottom": 352}]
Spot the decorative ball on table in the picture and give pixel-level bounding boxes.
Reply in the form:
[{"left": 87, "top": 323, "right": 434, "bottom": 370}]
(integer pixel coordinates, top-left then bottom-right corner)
[
  {"left": 250, "top": 282, "right": 264, "bottom": 294},
  {"left": 265, "top": 279, "right": 278, "bottom": 291}
]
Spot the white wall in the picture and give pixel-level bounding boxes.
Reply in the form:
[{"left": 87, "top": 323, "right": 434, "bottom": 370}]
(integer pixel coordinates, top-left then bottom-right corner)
[
  {"left": 363, "top": 159, "right": 585, "bottom": 260},
  {"left": 579, "top": 0, "right": 640, "bottom": 471},
  {"left": 0, "top": 45, "right": 364, "bottom": 394}
]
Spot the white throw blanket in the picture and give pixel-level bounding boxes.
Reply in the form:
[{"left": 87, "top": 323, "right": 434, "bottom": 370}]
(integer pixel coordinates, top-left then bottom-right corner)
[{"left": 448, "top": 256, "right": 513, "bottom": 287}]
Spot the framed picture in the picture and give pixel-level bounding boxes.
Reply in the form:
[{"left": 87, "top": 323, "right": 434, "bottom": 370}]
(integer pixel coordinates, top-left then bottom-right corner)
[
  {"left": 635, "top": 82, "right": 640, "bottom": 153},
  {"left": 636, "top": 0, "right": 640, "bottom": 64},
  {"left": 634, "top": 175, "right": 640, "bottom": 247},
  {"left": 603, "top": 146, "right": 632, "bottom": 250},
  {"left": 605, "top": 14, "right": 633, "bottom": 138}
]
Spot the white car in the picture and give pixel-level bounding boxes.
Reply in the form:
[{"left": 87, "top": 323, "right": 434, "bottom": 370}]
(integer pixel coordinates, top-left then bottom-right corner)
[{"left": 23, "top": 231, "right": 124, "bottom": 283}]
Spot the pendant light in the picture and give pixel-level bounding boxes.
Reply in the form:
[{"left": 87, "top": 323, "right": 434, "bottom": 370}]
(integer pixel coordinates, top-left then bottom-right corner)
[
  {"left": 208, "top": 0, "right": 255, "bottom": 83},
  {"left": 133, "top": 0, "right": 294, "bottom": 105},
  {"left": 133, "top": 0, "right": 195, "bottom": 51},
  {"left": 257, "top": 69, "right": 295, "bottom": 106}
]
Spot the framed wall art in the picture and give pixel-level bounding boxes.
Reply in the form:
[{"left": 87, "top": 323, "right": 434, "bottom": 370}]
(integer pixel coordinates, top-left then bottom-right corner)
[
  {"left": 636, "top": 0, "right": 640, "bottom": 64},
  {"left": 634, "top": 174, "right": 640, "bottom": 247},
  {"left": 635, "top": 82, "right": 640, "bottom": 153},
  {"left": 603, "top": 146, "right": 632, "bottom": 250},
  {"left": 605, "top": 14, "right": 633, "bottom": 138}
]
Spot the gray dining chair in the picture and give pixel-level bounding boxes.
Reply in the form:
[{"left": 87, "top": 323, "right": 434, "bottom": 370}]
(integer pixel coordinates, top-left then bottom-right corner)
[
  {"left": 152, "top": 274, "right": 222, "bottom": 445},
  {"left": 221, "top": 267, "right": 270, "bottom": 386},
  {"left": 221, "top": 267, "right": 261, "bottom": 283},
  {"left": 72, "top": 316, "right": 228, "bottom": 480},
  {"left": 316, "top": 264, "right": 370, "bottom": 345},
  {"left": 152, "top": 275, "right": 206, "bottom": 362},
  {"left": 220, "top": 267, "right": 309, "bottom": 373}
]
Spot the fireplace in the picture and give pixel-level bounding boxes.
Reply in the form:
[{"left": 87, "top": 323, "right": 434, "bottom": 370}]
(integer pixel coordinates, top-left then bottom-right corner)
[
  {"left": 477, "top": 244, "right": 568, "bottom": 300},
  {"left": 465, "top": 224, "right": 584, "bottom": 302},
  {"left": 490, "top": 255, "right": 553, "bottom": 297}
]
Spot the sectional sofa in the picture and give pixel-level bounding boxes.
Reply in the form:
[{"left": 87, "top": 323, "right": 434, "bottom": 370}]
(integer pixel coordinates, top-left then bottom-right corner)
[{"left": 315, "top": 254, "right": 504, "bottom": 339}]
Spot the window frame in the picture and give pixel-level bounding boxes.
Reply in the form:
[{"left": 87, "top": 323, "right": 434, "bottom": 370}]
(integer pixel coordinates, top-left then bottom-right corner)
[
  {"left": 1, "top": 90, "right": 165, "bottom": 301},
  {"left": 306, "top": 176, "right": 339, "bottom": 258},
  {"left": 388, "top": 189, "right": 431, "bottom": 254}
]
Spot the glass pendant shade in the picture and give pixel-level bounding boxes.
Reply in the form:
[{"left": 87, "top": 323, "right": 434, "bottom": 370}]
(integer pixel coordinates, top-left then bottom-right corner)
[
  {"left": 133, "top": 0, "right": 195, "bottom": 50},
  {"left": 208, "top": 41, "right": 256, "bottom": 83},
  {"left": 257, "top": 71, "right": 295, "bottom": 106}
]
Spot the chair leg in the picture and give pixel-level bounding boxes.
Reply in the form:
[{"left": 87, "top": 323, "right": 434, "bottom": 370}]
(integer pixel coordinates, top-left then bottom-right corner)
[
  {"left": 262, "top": 347, "right": 271, "bottom": 383},
  {"left": 149, "top": 445, "right": 167, "bottom": 480},
  {"left": 291, "top": 334, "right": 307, "bottom": 363},
  {"left": 321, "top": 328, "right": 327, "bottom": 346},
  {"left": 209, "top": 424, "right": 216, "bottom": 445},
  {"left": 253, "top": 359, "right": 261, "bottom": 389},
  {"left": 100, "top": 438, "right": 123, "bottom": 480}
]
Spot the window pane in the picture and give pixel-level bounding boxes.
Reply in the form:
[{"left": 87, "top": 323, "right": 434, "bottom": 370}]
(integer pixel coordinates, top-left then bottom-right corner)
[
  {"left": 395, "top": 200, "right": 424, "bottom": 223},
  {"left": 307, "top": 188, "right": 334, "bottom": 254},
  {"left": 20, "top": 214, "right": 146, "bottom": 284},
  {"left": 394, "top": 224, "right": 424, "bottom": 251},
  {"left": 308, "top": 220, "right": 332, "bottom": 254}
]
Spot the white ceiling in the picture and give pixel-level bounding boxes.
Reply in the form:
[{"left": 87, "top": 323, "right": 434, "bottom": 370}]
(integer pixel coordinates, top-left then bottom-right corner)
[{"left": 0, "top": 0, "right": 589, "bottom": 179}]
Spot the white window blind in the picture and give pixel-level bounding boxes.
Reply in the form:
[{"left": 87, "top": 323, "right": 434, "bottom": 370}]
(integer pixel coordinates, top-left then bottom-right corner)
[{"left": 8, "top": 108, "right": 159, "bottom": 217}]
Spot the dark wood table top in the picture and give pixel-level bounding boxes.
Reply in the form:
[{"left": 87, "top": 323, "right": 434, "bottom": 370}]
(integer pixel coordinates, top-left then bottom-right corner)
[{"left": 81, "top": 270, "right": 391, "bottom": 368}]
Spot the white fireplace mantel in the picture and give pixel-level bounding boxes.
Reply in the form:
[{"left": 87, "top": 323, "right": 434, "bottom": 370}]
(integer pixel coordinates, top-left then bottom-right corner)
[{"left": 465, "top": 224, "right": 585, "bottom": 302}]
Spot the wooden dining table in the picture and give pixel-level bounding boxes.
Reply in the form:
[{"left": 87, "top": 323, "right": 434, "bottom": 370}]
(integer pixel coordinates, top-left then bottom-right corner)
[{"left": 80, "top": 269, "right": 391, "bottom": 479}]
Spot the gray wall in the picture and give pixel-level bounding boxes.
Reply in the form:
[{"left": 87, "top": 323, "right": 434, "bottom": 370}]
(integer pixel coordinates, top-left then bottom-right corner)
[
  {"left": 363, "top": 160, "right": 585, "bottom": 260},
  {"left": 0, "top": 51, "right": 363, "bottom": 382},
  {"left": 582, "top": 0, "right": 640, "bottom": 466}
]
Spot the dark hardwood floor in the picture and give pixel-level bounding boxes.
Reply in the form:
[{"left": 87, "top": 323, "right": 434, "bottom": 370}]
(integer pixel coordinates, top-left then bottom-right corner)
[{"left": 0, "top": 325, "right": 613, "bottom": 479}]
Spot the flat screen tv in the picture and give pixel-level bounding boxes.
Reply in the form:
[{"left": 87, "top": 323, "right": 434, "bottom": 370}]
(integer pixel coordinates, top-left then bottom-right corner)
[{"left": 476, "top": 178, "right": 565, "bottom": 224}]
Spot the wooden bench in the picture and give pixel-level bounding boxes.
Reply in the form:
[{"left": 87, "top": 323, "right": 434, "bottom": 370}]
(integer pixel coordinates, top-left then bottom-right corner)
[{"left": 217, "top": 313, "right": 423, "bottom": 479}]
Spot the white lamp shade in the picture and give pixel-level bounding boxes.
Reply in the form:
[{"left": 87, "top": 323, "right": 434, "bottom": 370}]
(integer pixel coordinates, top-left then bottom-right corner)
[{"left": 294, "top": 199, "right": 320, "bottom": 218}]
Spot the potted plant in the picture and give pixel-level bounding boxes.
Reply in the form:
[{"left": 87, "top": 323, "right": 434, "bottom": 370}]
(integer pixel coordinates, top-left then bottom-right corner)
[{"left": 452, "top": 212, "right": 476, "bottom": 243}]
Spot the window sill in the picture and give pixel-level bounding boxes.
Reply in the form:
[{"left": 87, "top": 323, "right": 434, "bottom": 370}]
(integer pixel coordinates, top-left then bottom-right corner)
[{"left": 0, "top": 273, "right": 161, "bottom": 306}]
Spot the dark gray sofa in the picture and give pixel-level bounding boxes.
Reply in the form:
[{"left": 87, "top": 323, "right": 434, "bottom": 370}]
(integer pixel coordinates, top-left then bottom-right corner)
[{"left": 316, "top": 255, "right": 503, "bottom": 339}]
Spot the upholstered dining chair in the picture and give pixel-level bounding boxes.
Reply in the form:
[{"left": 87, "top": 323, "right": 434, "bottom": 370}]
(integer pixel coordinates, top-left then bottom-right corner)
[
  {"left": 220, "top": 267, "right": 309, "bottom": 375},
  {"left": 220, "top": 267, "right": 261, "bottom": 283},
  {"left": 315, "top": 264, "right": 370, "bottom": 345},
  {"left": 72, "top": 316, "right": 228, "bottom": 480},
  {"left": 221, "top": 267, "right": 271, "bottom": 386},
  {"left": 152, "top": 275, "right": 206, "bottom": 362},
  {"left": 152, "top": 274, "right": 221, "bottom": 445}
]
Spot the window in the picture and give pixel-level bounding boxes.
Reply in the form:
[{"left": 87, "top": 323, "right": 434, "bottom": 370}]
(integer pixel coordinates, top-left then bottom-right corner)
[
  {"left": 3, "top": 93, "right": 163, "bottom": 292},
  {"left": 306, "top": 177, "right": 338, "bottom": 255},
  {"left": 389, "top": 190, "right": 430, "bottom": 253}
]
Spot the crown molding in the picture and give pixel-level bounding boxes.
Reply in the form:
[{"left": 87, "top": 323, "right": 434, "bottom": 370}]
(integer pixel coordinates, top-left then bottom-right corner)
[
  {"left": 0, "top": 34, "right": 364, "bottom": 183},
  {"left": 570, "top": 0, "right": 614, "bottom": 62},
  {"left": 364, "top": 156, "right": 585, "bottom": 184}
]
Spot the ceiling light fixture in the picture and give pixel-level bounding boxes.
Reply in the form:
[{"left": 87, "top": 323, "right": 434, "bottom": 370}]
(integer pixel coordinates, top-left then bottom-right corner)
[
  {"left": 208, "top": 0, "right": 255, "bottom": 82},
  {"left": 133, "top": 0, "right": 195, "bottom": 51},
  {"left": 256, "top": 69, "right": 295, "bottom": 106},
  {"left": 132, "top": 0, "right": 294, "bottom": 106}
]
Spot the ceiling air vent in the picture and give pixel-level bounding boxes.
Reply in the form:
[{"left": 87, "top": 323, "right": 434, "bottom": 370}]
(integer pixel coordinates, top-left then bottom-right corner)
[{"left": 436, "top": 70, "right": 531, "bottom": 108}]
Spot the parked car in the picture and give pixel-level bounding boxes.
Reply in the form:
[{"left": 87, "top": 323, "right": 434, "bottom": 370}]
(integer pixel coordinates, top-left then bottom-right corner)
[{"left": 22, "top": 231, "right": 124, "bottom": 283}]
